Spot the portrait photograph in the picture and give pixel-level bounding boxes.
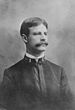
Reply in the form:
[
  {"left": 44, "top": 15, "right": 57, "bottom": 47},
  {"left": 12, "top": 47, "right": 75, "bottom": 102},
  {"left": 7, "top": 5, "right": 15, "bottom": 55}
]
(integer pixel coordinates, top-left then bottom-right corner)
[{"left": 0, "top": 0, "right": 75, "bottom": 110}]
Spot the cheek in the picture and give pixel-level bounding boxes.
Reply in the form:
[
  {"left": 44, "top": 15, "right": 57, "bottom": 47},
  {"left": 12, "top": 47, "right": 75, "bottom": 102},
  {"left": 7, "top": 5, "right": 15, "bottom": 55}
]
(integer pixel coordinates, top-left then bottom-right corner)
[
  {"left": 30, "top": 38, "right": 39, "bottom": 43},
  {"left": 28, "top": 36, "right": 40, "bottom": 45},
  {"left": 28, "top": 39, "right": 36, "bottom": 46}
]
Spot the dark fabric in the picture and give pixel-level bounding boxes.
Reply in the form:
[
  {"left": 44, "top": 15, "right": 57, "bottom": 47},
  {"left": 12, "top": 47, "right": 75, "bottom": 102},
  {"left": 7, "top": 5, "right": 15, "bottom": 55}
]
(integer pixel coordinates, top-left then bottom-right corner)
[
  {"left": 0, "top": 56, "right": 74, "bottom": 110},
  {"left": 33, "top": 62, "right": 47, "bottom": 95},
  {"left": 37, "top": 63, "right": 47, "bottom": 95},
  {"left": 32, "top": 64, "right": 41, "bottom": 92}
]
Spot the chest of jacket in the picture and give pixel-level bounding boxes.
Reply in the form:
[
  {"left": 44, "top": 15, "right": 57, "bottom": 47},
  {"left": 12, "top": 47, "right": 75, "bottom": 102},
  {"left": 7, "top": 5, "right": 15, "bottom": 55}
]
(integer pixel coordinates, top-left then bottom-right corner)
[{"left": 16, "top": 62, "right": 61, "bottom": 101}]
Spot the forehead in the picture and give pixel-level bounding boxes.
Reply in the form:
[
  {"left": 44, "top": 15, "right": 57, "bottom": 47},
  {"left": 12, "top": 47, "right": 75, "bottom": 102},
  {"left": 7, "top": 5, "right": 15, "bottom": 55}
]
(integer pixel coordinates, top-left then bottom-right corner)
[{"left": 29, "top": 24, "right": 47, "bottom": 33}]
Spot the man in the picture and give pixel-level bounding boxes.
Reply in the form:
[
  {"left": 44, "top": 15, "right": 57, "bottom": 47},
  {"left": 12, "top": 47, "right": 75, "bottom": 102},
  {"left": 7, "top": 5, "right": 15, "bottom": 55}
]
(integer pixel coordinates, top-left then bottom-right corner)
[{"left": 0, "top": 17, "right": 74, "bottom": 110}]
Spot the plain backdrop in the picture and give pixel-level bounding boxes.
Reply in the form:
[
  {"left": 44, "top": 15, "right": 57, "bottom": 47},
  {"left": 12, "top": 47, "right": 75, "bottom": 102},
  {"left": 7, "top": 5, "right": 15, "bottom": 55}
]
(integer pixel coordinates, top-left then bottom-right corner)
[{"left": 0, "top": 0, "right": 75, "bottom": 94}]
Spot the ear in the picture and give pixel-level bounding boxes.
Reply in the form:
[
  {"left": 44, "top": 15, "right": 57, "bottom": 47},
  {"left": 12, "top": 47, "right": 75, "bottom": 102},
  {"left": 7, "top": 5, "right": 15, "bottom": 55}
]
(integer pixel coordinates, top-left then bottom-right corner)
[{"left": 22, "top": 34, "right": 28, "bottom": 43}]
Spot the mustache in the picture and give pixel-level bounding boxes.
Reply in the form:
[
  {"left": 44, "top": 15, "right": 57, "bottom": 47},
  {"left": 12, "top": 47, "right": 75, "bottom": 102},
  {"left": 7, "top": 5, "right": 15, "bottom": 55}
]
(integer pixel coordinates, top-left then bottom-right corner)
[{"left": 36, "top": 42, "right": 48, "bottom": 47}]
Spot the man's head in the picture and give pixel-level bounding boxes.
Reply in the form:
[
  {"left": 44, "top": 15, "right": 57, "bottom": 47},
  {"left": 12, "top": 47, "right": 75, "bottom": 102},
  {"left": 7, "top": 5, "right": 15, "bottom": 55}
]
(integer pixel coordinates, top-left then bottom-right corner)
[{"left": 20, "top": 17, "right": 48, "bottom": 56}]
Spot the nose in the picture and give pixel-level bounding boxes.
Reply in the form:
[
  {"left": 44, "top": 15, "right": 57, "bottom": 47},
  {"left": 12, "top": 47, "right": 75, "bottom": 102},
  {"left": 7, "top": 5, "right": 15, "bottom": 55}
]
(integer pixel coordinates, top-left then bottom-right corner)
[{"left": 41, "top": 34, "right": 47, "bottom": 41}]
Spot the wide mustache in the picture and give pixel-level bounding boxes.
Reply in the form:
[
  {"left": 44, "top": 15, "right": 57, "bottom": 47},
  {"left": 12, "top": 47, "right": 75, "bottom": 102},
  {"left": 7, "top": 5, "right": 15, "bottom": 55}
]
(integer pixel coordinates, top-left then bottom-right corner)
[{"left": 36, "top": 42, "right": 48, "bottom": 47}]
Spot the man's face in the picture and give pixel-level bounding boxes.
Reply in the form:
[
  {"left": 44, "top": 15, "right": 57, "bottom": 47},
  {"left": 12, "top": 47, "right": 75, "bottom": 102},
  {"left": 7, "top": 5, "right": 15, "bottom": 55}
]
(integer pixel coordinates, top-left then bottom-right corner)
[{"left": 26, "top": 24, "right": 48, "bottom": 54}]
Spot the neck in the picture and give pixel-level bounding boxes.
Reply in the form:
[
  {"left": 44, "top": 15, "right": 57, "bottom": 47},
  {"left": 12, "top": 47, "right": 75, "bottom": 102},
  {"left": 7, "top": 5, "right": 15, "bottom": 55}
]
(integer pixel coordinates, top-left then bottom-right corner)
[{"left": 26, "top": 49, "right": 45, "bottom": 58}]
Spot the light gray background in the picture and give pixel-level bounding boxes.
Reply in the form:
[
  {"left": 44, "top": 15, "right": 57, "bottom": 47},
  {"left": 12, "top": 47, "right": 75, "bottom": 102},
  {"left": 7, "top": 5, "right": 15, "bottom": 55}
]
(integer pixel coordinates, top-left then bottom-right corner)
[{"left": 0, "top": 0, "right": 75, "bottom": 94}]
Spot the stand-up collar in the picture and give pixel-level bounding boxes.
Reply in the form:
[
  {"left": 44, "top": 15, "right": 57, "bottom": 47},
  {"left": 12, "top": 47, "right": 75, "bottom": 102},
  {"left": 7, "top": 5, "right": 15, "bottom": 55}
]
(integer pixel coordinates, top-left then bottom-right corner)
[
  {"left": 26, "top": 53, "right": 45, "bottom": 59},
  {"left": 24, "top": 53, "right": 45, "bottom": 64}
]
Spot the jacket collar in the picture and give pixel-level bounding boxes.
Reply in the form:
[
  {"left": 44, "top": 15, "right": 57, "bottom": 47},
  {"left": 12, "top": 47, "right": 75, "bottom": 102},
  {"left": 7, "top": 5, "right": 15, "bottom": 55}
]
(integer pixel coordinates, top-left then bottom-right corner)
[
  {"left": 26, "top": 53, "right": 45, "bottom": 60},
  {"left": 24, "top": 54, "right": 45, "bottom": 64}
]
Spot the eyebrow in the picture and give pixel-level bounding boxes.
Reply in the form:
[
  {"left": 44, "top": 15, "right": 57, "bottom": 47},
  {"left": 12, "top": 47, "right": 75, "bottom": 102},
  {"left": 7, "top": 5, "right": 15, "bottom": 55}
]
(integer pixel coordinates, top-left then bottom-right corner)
[
  {"left": 32, "top": 32, "right": 41, "bottom": 35},
  {"left": 32, "top": 31, "right": 47, "bottom": 34}
]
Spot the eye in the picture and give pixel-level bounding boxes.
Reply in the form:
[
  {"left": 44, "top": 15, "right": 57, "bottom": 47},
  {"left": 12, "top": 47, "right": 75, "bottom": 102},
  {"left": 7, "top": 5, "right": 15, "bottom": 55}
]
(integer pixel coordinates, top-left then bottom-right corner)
[
  {"left": 44, "top": 32, "right": 47, "bottom": 35},
  {"left": 32, "top": 32, "right": 38, "bottom": 35},
  {"left": 32, "top": 32, "right": 41, "bottom": 35}
]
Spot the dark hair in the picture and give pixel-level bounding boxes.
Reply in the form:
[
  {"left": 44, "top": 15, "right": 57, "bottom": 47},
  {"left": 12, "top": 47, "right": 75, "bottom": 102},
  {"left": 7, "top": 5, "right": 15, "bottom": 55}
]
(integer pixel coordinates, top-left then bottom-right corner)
[{"left": 20, "top": 17, "right": 48, "bottom": 37}]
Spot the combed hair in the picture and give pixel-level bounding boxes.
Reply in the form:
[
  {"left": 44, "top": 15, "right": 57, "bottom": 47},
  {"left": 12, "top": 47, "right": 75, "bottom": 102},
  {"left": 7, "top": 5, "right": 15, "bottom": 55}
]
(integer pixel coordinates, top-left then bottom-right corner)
[{"left": 20, "top": 17, "right": 48, "bottom": 37}]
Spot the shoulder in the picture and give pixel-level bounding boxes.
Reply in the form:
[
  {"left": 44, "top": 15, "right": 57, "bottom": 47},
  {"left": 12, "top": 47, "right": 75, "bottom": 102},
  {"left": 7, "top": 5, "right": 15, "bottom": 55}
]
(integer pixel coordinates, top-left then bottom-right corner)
[
  {"left": 44, "top": 58, "right": 65, "bottom": 79},
  {"left": 6, "top": 58, "right": 24, "bottom": 70},
  {"left": 4, "top": 58, "right": 25, "bottom": 77},
  {"left": 45, "top": 58, "right": 63, "bottom": 71}
]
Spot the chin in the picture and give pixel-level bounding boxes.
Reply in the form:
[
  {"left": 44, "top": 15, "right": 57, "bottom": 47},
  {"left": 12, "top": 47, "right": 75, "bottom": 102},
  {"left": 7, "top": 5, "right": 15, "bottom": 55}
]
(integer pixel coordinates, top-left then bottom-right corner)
[
  {"left": 37, "top": 48, "right": 46, "bottom": 52},
  {"left": 39, "top": 47, "right": 46, "bottom": 51}
]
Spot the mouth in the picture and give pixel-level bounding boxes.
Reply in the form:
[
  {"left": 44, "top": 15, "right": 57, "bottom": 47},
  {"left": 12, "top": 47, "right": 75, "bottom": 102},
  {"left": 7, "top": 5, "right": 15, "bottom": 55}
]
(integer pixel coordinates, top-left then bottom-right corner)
[{"left": 36, "top": 42, "right": 48, "bottom": 47}]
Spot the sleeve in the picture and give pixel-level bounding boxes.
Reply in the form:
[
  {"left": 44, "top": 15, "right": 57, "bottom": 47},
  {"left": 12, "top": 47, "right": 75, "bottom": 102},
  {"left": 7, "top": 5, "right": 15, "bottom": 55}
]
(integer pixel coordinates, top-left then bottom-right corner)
[
  {"left": 0, "top": 69, "right": 17, "bottom": 109},
  {"left": 60, "top": 67, "right": 75, "bottom": 109},
  {"left": 60, "top": 68, "right": 73, "bottom": 101}
]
